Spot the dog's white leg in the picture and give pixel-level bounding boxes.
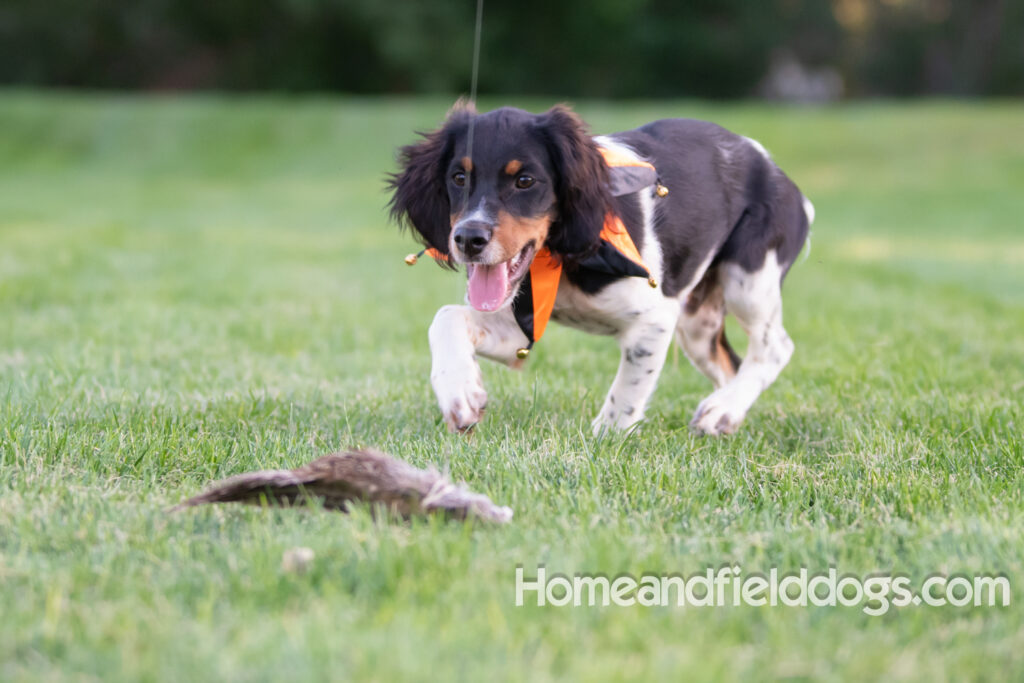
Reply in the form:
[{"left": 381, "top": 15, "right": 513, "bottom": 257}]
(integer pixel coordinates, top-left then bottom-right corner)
[
  {"left": 592, "top": 302, "right": 678, "bottom": 435},
  {"left": 428, "top": 305, "right": 528, "bottom": 433},
  {"left": 690, "top": 251, "right": 794, "bottom": 436}
]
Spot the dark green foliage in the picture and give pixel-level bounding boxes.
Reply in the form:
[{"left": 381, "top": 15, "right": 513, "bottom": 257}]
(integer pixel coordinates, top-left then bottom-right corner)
[{"left": 1, "top": 0, "right": 1020, "bottom": 96}]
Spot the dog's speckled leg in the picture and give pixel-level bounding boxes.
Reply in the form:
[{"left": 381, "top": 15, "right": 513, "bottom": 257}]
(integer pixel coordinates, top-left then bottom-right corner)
[
  {"left": 592, "top": 302, "right": 678, "bottom": 435},
  {"left": 691, "top": 251, "right": 794, "bottom": 436}
]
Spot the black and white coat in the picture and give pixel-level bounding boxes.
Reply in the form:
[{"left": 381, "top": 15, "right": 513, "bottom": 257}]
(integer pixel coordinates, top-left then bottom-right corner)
[{"left": 389, "top": 105, "right": 812, "bottom": 436}]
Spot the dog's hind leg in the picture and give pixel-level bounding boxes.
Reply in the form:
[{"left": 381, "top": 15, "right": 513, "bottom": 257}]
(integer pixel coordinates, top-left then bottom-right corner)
[
  {"left": 690, "top": 250, "right": 794, "bottom": 436},
  {"left": 428, "top": 305, "right": 529, "bottom": 433},
  {"left": 676, "top": 266, "right": 741, "bottom": 390}
]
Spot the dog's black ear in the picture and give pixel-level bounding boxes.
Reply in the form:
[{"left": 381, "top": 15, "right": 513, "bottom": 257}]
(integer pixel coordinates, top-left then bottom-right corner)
[
  {"left": 388, "top": 105, "right": 472, "bottom": 264},
  {"left": 538, "top": 105, "right": 611, "bottom": 266}
]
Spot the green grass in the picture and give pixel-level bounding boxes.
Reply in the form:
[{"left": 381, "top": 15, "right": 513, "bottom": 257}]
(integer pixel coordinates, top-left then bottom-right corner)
[{"left": 1, "top": 91, "right": 1022, "bottom": 681}]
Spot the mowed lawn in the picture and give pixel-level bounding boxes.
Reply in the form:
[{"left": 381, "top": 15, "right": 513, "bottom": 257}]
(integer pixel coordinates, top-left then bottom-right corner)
[{"left": 0, "top": 92, "right": 1021, "bottom": 680}]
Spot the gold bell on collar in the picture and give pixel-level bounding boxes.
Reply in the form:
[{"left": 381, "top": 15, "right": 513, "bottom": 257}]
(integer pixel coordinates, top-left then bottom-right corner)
[{"left": 655, "top": 184, "right": 670, "bottom": 198}]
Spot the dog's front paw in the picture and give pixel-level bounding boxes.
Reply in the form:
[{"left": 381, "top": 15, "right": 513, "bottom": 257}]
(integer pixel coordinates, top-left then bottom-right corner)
[
  {"left": 591, "top": 404, "right": 644, "bottom": 437},
  {"left": 432, "top": 364, "right": 488, "bottom": 433},
  {"left": 690, "top": 390, "right": 747, "bottom": 436}
]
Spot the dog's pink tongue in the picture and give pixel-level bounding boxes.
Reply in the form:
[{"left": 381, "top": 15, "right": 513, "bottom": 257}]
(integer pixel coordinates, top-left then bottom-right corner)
[{"left": 467, "top": 263, "right": 510, "bottom": 311}]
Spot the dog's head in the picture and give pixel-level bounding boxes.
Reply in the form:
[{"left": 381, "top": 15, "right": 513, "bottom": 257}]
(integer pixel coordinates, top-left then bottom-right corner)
[{"left": 388, "top": 103, "right": 610, "bottom": 312}]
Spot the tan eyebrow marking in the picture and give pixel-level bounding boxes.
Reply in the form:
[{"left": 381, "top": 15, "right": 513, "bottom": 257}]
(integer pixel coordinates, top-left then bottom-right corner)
[
  {"left": 504, "top": 160, "right": 523, "bottom": 175},
  {"left": 461, "top": 156, "right": 473, "bottom": 171}
]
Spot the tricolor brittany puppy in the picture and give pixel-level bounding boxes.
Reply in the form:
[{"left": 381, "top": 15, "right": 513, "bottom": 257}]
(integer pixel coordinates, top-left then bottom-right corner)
[{"left": 389, "top": 103, "right": 812, "bottom": 436}]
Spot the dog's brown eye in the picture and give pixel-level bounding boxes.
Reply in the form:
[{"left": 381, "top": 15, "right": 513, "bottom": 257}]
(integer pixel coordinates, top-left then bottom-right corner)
[
  {"left": 515, "top": 174, "right": 535, "bottom": 189},
  {"left": 452, "top": 171, "right": 466, "bottom": 187}
]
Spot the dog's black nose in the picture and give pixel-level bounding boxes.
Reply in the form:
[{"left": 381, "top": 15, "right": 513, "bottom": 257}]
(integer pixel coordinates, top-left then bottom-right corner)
[{"left": 453, "top": 223, "right": 492, "bottom": 258}]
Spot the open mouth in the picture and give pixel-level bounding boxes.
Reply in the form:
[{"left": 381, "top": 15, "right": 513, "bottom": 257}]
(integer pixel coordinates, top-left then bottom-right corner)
[{"left": 465, "top": 242, "right": 536, "bottom": 312}]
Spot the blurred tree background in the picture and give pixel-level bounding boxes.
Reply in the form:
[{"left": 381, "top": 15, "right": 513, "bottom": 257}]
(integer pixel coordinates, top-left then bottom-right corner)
[{"left": 1, "top": 0, "right": 1021, "bottom": 98}]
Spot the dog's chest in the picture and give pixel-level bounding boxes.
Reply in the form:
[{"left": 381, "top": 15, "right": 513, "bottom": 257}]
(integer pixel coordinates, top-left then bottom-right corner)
[{"left": 550, "top": 275, "right": 664, "bottom": 336}]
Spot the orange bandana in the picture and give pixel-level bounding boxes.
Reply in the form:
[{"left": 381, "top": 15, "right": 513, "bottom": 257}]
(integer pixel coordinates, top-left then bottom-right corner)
[{"left": 517, "top": 211, "right": 651, "bottom": 345}]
